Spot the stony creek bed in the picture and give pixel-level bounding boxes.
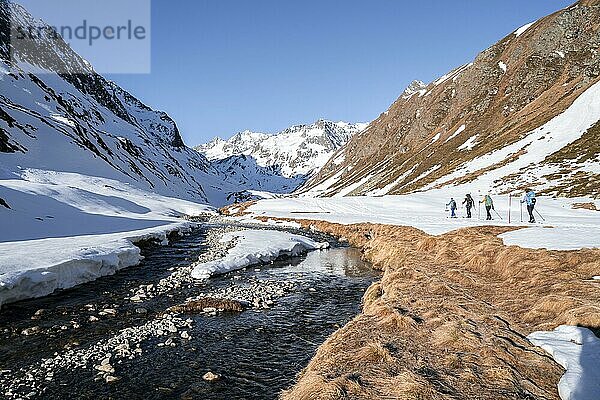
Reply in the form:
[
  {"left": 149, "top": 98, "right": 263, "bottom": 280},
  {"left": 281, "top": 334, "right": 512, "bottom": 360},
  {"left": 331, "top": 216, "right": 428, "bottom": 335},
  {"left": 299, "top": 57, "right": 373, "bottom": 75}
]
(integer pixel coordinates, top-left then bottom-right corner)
[{"left": 0, "top": 223, "right": 377, "bottom": 399}]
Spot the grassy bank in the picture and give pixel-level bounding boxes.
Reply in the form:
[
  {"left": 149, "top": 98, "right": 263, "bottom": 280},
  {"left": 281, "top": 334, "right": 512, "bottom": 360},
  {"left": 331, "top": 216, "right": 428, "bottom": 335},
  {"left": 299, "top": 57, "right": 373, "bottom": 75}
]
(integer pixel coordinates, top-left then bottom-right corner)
[{"left": 223, "top": 204, "right": 600, "bottom": 399}]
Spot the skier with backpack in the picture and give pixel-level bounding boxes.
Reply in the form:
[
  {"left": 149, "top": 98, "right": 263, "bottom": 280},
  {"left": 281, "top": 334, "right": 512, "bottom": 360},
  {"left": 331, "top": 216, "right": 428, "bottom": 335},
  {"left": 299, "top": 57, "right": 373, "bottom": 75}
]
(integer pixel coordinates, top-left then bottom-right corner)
[
  {"left": 480, "top": 194, "right": 494, "bottom": 221},
  {"left": 521, "top": 188, "right": 537, "bottom": 223},
  {"left": 462, "top": 194, "right": 475, "bottom": 218},
  {"left": 446, "top": 198, "right": 458, "bottom": 218}
]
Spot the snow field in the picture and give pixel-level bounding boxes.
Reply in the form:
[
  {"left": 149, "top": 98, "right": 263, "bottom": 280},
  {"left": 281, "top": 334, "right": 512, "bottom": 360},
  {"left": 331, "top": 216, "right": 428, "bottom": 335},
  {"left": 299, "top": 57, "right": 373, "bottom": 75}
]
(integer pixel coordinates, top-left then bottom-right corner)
[
  {"left": 244, "top": 191, "right": 600, "bottom": 250},
  {"left": 0, "top": 169, "right": 213, "bottom": 307}
]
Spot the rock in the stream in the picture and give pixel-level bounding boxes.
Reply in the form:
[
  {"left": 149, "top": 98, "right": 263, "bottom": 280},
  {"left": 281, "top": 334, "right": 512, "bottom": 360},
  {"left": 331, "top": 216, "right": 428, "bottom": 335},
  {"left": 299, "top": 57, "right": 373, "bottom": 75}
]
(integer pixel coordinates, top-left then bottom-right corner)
[
  {"left": 21, "top": 327, "right": 40, "bottom": 336},
  {"left": 95, "top": 364, "right": 114, "bottom": 374},
  {"left": 31, "top": 309, "right": 47, "bottom": 320},
  {"left": 202, "top": 372, "right": 221, "bottom": 382}
]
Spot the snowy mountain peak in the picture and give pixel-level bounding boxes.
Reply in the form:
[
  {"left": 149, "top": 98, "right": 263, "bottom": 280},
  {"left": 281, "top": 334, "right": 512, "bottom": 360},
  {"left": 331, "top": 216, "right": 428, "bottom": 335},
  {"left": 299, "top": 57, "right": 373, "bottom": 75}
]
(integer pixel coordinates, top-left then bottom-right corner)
[
  {"left": 195, "top": 119, "right": 367, "bottom": 195},
  {"left": 402, "top": 80, "right": 428, "bottom": 99}
]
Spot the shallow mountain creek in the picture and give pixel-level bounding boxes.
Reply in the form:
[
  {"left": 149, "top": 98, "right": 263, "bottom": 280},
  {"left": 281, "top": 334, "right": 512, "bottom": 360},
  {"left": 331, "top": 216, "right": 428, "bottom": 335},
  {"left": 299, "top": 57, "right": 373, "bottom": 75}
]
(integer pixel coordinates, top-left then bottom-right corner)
[{"left": 0, "top": 224, "right": 377, "bottom": 399}]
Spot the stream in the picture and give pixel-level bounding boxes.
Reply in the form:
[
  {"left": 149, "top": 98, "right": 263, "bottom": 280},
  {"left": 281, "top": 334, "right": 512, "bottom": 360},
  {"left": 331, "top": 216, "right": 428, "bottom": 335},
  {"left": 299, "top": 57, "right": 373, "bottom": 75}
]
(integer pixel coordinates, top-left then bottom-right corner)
[{"left": 0, "top": 225, "right": 377, "bottom": 399}]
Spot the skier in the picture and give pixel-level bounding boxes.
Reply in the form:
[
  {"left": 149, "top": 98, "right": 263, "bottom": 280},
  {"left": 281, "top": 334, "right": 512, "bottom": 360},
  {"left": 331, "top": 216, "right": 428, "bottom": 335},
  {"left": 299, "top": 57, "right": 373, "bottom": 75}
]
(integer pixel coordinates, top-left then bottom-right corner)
[
  {"left": 446, "top": 198, "right": 458, "bottom": 218},
  {"left": 462, "top": 194, "right": 475, "bottom": 218},
  {"left": 480, "top": 194, "right": 494, "bottom": 221},
  {"left": 521, "top": 188, "right": 537, "bottom": 223}
]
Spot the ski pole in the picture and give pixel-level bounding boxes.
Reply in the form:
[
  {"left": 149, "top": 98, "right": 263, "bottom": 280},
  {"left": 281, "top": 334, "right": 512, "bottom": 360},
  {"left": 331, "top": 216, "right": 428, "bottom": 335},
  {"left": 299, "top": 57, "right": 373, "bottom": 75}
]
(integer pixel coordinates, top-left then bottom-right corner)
[
  {"left": 493, "top": 208, "right": 504, "bottom": 220},
  {"left": 520, "top": 201, "right": 523, "bottom": 223},
  {"left": 478, "top": 203, "right": 481, "bottom": 220},
  {"left": 508, "top": 195, "right": 512, "bottom": 224},
  {"left": 535, "top": 208, "right": 546, "bottom": 222}
]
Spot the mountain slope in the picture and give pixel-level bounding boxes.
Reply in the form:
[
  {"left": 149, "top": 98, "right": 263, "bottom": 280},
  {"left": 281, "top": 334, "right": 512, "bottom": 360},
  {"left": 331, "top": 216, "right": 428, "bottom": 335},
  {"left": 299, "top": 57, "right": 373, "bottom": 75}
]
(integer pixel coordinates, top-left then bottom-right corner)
[
  {"left": 0, "top": 1, "right": 235, "bottom": 206},
  {"left": 301, "top": 0, "right": 600, "bottom": 199},
  {"left": 196, "top": 120, "right": 366, "bottom": 194}
]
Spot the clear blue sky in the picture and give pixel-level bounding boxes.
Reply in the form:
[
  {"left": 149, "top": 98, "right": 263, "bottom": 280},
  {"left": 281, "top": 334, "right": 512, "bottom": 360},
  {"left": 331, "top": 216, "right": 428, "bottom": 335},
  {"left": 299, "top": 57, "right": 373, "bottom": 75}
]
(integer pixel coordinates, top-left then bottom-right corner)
[{"left": 106, "top": 0, "right": 573, "bottom": 145}]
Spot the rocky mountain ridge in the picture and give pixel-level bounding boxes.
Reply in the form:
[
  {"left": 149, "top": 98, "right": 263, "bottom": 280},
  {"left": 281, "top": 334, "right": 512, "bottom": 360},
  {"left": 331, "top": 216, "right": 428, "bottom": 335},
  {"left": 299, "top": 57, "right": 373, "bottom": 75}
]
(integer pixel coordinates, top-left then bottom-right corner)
[
  {"left": 0, "top": 0, "right": 236, "bottom": 206},
  {"left": 301, "top": 0, "right": 600, "bottom": 199},
  {"left": 196, "top": 120, "right": 367, "bottom": 194}
]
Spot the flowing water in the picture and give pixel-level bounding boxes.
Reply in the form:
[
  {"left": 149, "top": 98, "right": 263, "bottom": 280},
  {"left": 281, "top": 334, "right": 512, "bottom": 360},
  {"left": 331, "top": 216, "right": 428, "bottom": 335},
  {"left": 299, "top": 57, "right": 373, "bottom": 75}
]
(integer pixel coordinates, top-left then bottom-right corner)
[{"left": 0, "top": 226, "right": 377, "bottom": 399}]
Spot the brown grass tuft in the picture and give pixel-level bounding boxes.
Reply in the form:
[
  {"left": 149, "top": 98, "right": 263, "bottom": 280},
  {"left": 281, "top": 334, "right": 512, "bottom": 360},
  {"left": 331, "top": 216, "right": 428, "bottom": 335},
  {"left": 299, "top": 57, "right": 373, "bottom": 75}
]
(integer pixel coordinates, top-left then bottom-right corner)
[
  {"left": 362, "top": 282, "right": 383, "bottom": 310},
  {"left": 369, "top": 305, "right": 418, "bottom": 331},
  {"left": 572, "top": 202, "right": 598, "bottom": 211}
]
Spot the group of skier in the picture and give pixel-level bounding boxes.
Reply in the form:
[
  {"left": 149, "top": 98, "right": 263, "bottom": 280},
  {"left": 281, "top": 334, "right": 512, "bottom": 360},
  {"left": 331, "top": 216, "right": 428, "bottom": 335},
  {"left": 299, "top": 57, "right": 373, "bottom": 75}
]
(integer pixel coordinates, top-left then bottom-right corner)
[{"left": 446, "top": 189, "right": 538, "bottom": 223}]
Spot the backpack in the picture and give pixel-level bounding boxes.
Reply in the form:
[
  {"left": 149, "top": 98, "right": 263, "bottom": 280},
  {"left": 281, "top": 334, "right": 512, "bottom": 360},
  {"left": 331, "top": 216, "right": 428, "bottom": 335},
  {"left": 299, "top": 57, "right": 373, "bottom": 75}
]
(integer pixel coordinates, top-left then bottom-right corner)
[{"left": 528, "top": 191, "right": 536, "bottom": 205}]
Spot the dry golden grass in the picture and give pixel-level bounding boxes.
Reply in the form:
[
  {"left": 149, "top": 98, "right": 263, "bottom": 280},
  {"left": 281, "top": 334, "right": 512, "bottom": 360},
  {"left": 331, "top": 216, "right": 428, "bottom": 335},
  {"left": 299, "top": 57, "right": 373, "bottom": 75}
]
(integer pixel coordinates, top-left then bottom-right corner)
[
  {"left": 572, "top": 202, "right": 598, "bottom": 211},
  {"left": 274, "top": 218, "right": 600, "bottom": 400},
  {"left": 219, "top": 200, "right": 257, "bottom": 216}
]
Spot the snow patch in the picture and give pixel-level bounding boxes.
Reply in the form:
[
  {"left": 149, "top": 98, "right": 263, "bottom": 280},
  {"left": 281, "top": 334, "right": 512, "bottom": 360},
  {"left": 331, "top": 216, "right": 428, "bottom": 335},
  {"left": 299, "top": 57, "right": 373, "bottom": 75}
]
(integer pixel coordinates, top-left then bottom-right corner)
[
  {"left": 429, "top": 79, "right": 600, "bottom": 192},
  {"left": 410, "top": 165, "right": 441, "bottom": 185},
  {"left": 514, "top": 22, "right": 535, "bottom": 37},
  {"left": 334, "top": 174, "right": 374, "bottom": 198},
  {"left": 458, "top": 134, "right": 479, "bottom": 151},
  {"left": 500, "top": 227, "right": 600, "bottom": 251},
  {"left": 0, "top": 224, "right": 195, "bottom": 308},
  {"left": 528, "top": 326, "right": 600, "bottom": 400},
  {"left": 245, "top": 191, "right": 600, "bottom": 249},
  {"left": 50, "top": 114, "right": 76, "bottom": 127},
  {"left": 190, "top": 230, "right": 328, "bottom": 280},
  {"left": 0, "top": 171, "right": 213, "bottom": 307},
  {"left": 367, "top": 166, "right": 417, "bottom": 197},
  {"left": 445, "top": 124, "right": 466, "bottom": 143}
]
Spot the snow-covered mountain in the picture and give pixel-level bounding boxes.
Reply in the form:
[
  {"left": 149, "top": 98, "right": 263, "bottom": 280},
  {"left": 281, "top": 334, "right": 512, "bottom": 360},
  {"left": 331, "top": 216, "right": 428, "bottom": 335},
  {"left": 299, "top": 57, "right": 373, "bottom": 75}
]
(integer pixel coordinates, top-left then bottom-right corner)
[
  {"left": 195, "top": 120, "right": 367, "bottom": 194},
  {"left": 0, "top": 1, "right": 236, "bottom": 207},
  {"left": 302, "top": 0, "right": 600, "bottom": 199}
]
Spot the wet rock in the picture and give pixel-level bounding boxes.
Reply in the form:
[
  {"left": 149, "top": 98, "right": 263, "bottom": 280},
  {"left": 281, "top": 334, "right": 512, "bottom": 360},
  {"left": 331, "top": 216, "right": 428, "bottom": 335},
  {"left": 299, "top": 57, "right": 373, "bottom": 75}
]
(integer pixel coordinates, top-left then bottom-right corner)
[
  {"left": 21, "top": 327, "right": 40, "bottom": 336},
  {"left": 94, "top": 364, "right": 114, "bottom": 374},
  {"left": 202, "top": 372, "right": 221, "bottom": 382},
  {"left": 31, "top": 309, "right": 47, "bottom": 320}
]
